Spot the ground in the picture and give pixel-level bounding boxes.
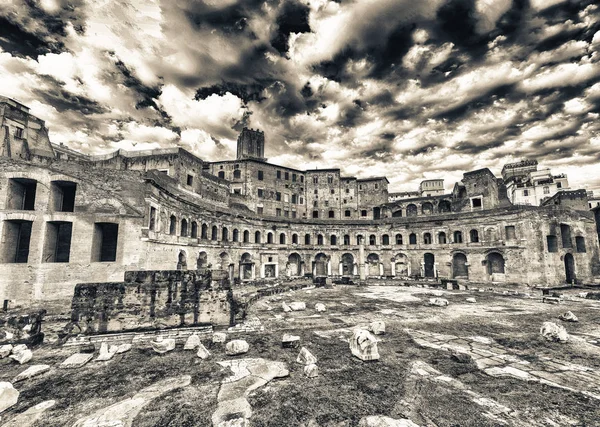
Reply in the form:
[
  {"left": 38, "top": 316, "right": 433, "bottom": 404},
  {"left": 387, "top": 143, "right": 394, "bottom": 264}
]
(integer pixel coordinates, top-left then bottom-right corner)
[{"left": 2, "top": 282, "right": 600, "bottom": 427}]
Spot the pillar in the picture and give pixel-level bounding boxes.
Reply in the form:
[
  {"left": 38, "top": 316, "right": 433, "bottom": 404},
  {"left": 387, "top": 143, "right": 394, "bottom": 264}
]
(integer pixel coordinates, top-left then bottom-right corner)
[{"left": 359, "top": 241, "right": 366, "bottom": 282}]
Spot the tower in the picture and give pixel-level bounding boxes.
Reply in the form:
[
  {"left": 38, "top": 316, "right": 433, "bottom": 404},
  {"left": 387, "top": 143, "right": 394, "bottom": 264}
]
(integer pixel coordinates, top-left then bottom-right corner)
[{"left": 236, "top": 128, "right": 266, "bottom": 161}]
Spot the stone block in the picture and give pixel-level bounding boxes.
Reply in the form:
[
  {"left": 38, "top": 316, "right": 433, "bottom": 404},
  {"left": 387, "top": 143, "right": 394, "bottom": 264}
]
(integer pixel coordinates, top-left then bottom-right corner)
[
  {"left": 61, "top": 353, "right": 93, "bottom": 369},
  {"left": 0, "top": 382, "right": 19, "bottom": 414},
  {"left": 350, "top": 329, "right": 380, "bottom": 361}
]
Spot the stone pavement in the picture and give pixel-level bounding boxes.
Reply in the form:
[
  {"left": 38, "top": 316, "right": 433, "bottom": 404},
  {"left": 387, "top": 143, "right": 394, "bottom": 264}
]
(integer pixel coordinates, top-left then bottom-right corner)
[{"left": 406, "top": 329, "right": 600, "bottom": 400}]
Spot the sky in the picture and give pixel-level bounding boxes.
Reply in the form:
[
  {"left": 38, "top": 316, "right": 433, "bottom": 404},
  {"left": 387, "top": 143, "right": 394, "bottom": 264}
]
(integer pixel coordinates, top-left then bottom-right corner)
[{"left": 1, "top": 0, "right": 599, "bottom": 193}]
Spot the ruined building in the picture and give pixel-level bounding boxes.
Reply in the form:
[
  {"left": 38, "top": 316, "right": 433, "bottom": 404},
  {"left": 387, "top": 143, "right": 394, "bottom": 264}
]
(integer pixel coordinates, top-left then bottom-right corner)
[{"left": 1, "top": 97, "right": 599, "bottom": 308}]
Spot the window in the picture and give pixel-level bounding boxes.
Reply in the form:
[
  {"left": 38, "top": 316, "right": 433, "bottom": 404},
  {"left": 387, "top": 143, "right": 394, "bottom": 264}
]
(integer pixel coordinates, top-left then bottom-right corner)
[
  {"left": 257, "top": 207, "right": 263, "bottom": 215},
  {"left": 299, "top": 197, "right": 304, "bottom": 204},
  {"left": 454, "top": 231, "right": 463, "bottom": 243},
  {"left": 292, "top": 234, "right": 298, "bottom": 244},
  {"left": 92, "top": 223, "right": 119, "bottom": 262},
  {"left": 438, "top": 232, "right": 446, "bottom": 244},
  {"left": 258, "top": 170, "right": 264, "bottom": 180},
  {"left": 305, "top": 234, "right": 311, "bottom": 245},
  {"left": 284, "top": 210, "right": 289, "bottom": 217},
  {"left": 292, "top": 194, "right": 297, "bottom": 204},
  {"left": 382, "top": 234, "right": 390, "bottom": 245},
  {"left": 212, "top": 226, "right": 218, "bottom": 240},
  {"left": 345, "top": 210, "right": 351, "bottom": 217},
  {"left": 547, "top": 235, "right": 558, "bottom": 252},
  {"left": 292, "top": 174, "right": 297, "bottom": 182},
  {"left": 557, "top": 182, "right": 562, "bottom": 188},
  {"left": 505, "top": 226, "right": 516, "bottom": 240},
  {"left": 232, "top": 229, "right": 239, "bottom": 242},
  {"left": 255, "top": 231, "right": 261, "bottom": 243},
  {"left": 285, "top": 172, "right": 289, "bottom": 180},
  {"left": 409, "top": 233, "right": 417, "bottom": 245},
  {"left": 312, "top": 210, "right": 319, "bottom": 218},
  {"left": 14, "top": 127, "right": 23, "bottom": 139},
  {"left": 313, "top": 176, "right": 318, "bottom": 184},
  {"left": 330, "top": 189, "right": 335, "bottom": 194},
  {"left": 201, "top": 224, "right": 208, "bottom": 239},
  {"left": 280, "top": 233, "right": 286, "bottom": 244},
  {"left": 284, "top": 194, "right": 289, "bottom": 203},
  {"left": 327, "top": 175, "right": 333, "bottom": 184},
  {"left": 191, "top": 222, "right": 198, "bottom": 238},
  {"left": 369, "top": 234, "right": 376, "bottom": 245},
  {"left": 277, "top": 171, "right": 281, "bottom": 179},
  {"left": 543, "top": 186, "right": 549, "bottom": 194},
  {"left": 576, "top": 236, "right": 586, "bottom": 253},
  {"left": 292, "top": 211, "right": 296, "bottom": 218},
  {"left": 180, "top": 219, "right": 188, "bottom": 237},
  {"left": 470, "top": 229, "right": 479, "bottom": 243},
  {"left": 523, "top": 189, "right": 529, "bottom": 196},
  {"left": 7, "top": 178, "right": 37, "bottom": 210},
  {"left": 276, "top": 192, "right": 281, "bottom": 201},
  {"left": 169, "top": 216, "right": 177, "bottom": 235},
  {"left": 346, "top": 189, "right": 350, "bottom": 194},
  {"left": 330, "top": 235, "right": 337, "bottom": 245},
  {"left": 218, "top": 171, "right": 225, "bottom": 179},
  {"left": 560, "top": 224, "right": 572, "bottom": 248},
  {"left": 329, "top": 210, "right": 335, "bottom": 218},
  {"left": 361, "top": 210, "right": 367, "bottom": 217},
  {"left": 51, "top": 181, "right": 77, "bottom": 212},
  {"left": 313, "top": 201, "right": 318, "bottom": 207},
  {"left": 243, "top": 230, "right": 250, "bottom": 243},
  {"left": 1, "top": 220, "right": 33, "bottom": 263},
  {"left": 222, "top": 228, "right": 229, "bottom": 241},
  {"left": 344, "top": 234, "right": 350, "bottom": 245},
  {"left": 276, "top": 208, "right": 282, "bottom": 217},
  {"left": 187, "top": 175, "right": 194, "bottom": 186},
  {"left": 149, "top": 207, "right": 156, "bottom": 230},
  {"left": 301, "top": 176, "right": 304, "bottom": 183},
  {"left": 356, "top": 235, "right": 363, "bottom": 245},
  {"left": 314, "top": 189, "right": 318, "bottom": 195},
  {"left": 472, "top": 198, "right": 482, "bottom": 208},
  {"left": 317, "top": 234, "right": 324, "bottom": 245},
  {"left": 43, "top": 221, "right": 73, "bottom": 263},
  {"left": 395, "top": 234, "right": 403, "bottom": 245},
  {"left": 233, "top": 169, "right": 241, "bottom": 179},
  {"left": 423, "top": 233, "right": 432, "bottom": 244},
  {"left": 258, "top": 189, "right": 264, "bottom": 198},
  {"left": 267, "top": 233, "right": 273, "bottom": 244}
]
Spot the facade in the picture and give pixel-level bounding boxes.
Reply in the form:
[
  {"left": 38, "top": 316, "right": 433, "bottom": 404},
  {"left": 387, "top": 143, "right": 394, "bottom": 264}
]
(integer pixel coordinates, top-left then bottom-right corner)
[
  {"left": 1, "top": 97, "right": 599, "bottom": 308},
  {"left": 502, "top": 160, "right": 569, "bottom": 206}
]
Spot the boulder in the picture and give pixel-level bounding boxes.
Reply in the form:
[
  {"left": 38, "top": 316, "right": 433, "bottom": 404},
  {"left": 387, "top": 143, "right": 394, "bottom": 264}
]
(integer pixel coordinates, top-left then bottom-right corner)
[
  {"left": 13, "top": 364, "right": 51, "bottom": 383},
  {"left": 559, "top": 311, "right": 578, "bottom": 322},
  {"left": 150, "top": 338, "right": 176, "bottom": 354},
  {"left": 226, "top": 340, "right": 249, "bottom": 356},
  {"left": 350, "top": 329, "right": 380, "bottom": 361},
  {"left": 115, "top": 343, "right": 132, "bottom": 354},
  {"left": 282, "top": 334, "right": 300, "bottom": 348},
  {"left": 61, "top": 353, "right": 93, "bottom": 368},
  {"left": 0, "top": 382, "right": 19, "bottom": 414},
  {"left": 296, "top": 347, "right": 317, "bottom": 365},
  {"left": 466, "top": 297, "right": 477, "bottom": 303},
  {"left": 315, "top": 303, "right": 326, "bottom": 312},
  {"left": 184, "top": 334, "right": 201, "bottom": 350},
  {"left": 369, "top": 321, "right": 386, "bottom": 335},
  {"left": 282, "top": 302, "right": 292, "bottom": 313},
  {"left": 96, "top": 342, "right": 118, "bottom": 361},
  {"left": 197, "top": 342, "right": 211, "bottom": 360},
  {"left": 428, "top": 298, "right": 449, "bottom": 307},
  {"left": 0, "top": 344, "right": 13, "bottom": 358},
  {"left": 358, "top": 415, "right": 420, "bottom": 427},
  {"left": 304, "top": 363, "right": 319, "bottom": 378},
  {"left": 290, "top": 302, "right": 306, "bottom": 311},
  {"left": 10, "top": 346, "right": 32, "bottom": 365},
  {"left": 540, "top": 322, "right": 569, "bottom": 343},
  {"left": 213, "top": 332, "right": 227, "bottom": 344}
]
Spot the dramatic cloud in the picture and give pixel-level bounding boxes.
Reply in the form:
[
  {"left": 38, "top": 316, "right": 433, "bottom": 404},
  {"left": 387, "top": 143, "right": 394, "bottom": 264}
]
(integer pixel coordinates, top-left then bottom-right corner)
[{"left": 1, "top": 0, "right": 599, "bottom": 193}]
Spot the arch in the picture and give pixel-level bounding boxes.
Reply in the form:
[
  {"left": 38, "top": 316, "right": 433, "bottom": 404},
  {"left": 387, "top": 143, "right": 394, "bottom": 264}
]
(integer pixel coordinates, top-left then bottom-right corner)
[
  {"left": 394, "top": 253, "right": 409, "bottom": 276},
  {"left": 341, "top": 253, "right": 354, "bottom": 276},
  {"left": 240, "top": 252, "right": 254, "bottom": 280},
  {"left": 314, "top": 253, "right": 328, "bottom": 276},
  {"left": 406, "top": 204, "right": 418, "bottom": 217},
  {"left": 243, "top": 230, "right": 250, "bottom": 243},
  {"left": 196, "top": 251, "right": 208, "bottom": 269},
  {"left": 422, "top": 202, "right": 433, "bottom": 215},
  {"left": 392, "top": 209, "right": 403, "bottom": 218},
  {"left": 564, "top": 253, "right": 575, "bottom": 283},
  {"left": 232, "top": 229, "right": 239, "bottom": 242},
  {"left": 177, "top": 250, "right": 187, "bottom": 270},
  {"left": 423, "top": 232, "right": 432, "bottom": 244},
  {"left": 169, "top": 215, "right": 177, "bottom": 235},
  {"left": 292, "top": 233, "right": 298, "bottom": 244},
  {"left": 191, "top": 221, "right": 198, "bottom": 238},
  {"left": 180, "top": 219, "right": 188, "bottom": 237},
  {"left": 369, "top": 234, "right": 377, "bottom": 245},
  {"left": 424, "top": 253, "right": 435, "bottom": 278},
  {"left": 452, "top": 253, "right": 468, "bottom": 278},
  {"left": 255, "top": 231, "right": 261, "bottom": 243},
  {"left": 395, "top": 233, "right": 403, "bottom": 245},
  {"left": 453, "top": 230, "right": 463, "bottom": 244},
  {"left": 409, "top": 233, "right": 417, "bottom": 245},
  {"left": 305, "top": 234, "right": 311, "bottom": 245},
  {"left": 218, "top": 252, "right": 231, "bottom": 270},
  {"left": 317, "top": 234, "right": 324, "bottom": 245},
  {"left": 233, "top": 169, "right": 241, "bottom": 179},
  {"left": 438, "top": 232, "right": 447, "bottom": 244},
  {"left": 356, "top": 234, "right": 363, "bottom": 245},
  {"left": 211, "top": 225, "right": 218, "bottom": 241},
  {"left": 241, "top": 252, "right": 253, "bottom": 263},
  {"left": 367, "top": 253, "right": 380, "bottom": 277},
  {"left": 438, "top": 200, "right": 451, "bottom": 213},
  {"left": 330, "top": 235, "right": 337, "bottom": 245},
  {"left": 279, "top": 233, "right": 286, "bottom": 244},
  {"left": 343, "top": 234, "right": 350, "bottom": 245},
  {"left": 222, "top": 227, "right": 229, "bottom": 242},
  {"left": 288, "top": 253, "right": 302, "bottom": 276},
  {"left": 267, "top": 232, "right": 273, "bottom": 244},
  {"left": 487, "top": 252, "right": 505, "bottom": 275},
  {"left": 382, "top": 234, "right": 390, "bottom": 245},
  {"left": 201, "top": 223, "right": 208, "bottom": 239},
  {"left": 470, "top": 229, "right": 479, "bottom": 243}
]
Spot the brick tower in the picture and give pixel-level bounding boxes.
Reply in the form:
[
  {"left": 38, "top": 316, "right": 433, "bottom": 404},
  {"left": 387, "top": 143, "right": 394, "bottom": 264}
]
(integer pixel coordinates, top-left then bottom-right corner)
[{"left": 236, "top": 128, "right": 266, "bottom": 161}]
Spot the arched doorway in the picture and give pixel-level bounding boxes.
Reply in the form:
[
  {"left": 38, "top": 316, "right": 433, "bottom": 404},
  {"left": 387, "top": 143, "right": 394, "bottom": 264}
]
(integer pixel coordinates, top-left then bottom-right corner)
[
  {"left": 288, "top": 253, "right": 302, "bottom": 276},
  {"left": 424, "top": 253, "right": 435, "bottom": 278},
  {"left": 341, "top": 253, "right": 354, "bottom": 276},
  {"left": 452, "top": 253, "right": 468, "bottom": 278},
  {"left": 564, "top": 253, "right": 575, "bottom": 283},
  {"left": 487, "top": 253, "right": 505, "bottom": 275},
  {"left": 394, "top": 253, "right": 409, "bottom": 276},
  {"left": 196, "top": 251, "right": 208, "bottom": 269},
  {"left": 240, "top": 253, "right": 254, "bottom": 280},
  {"left": 314, "top": 253, "right": 328, "bottom": 277},
  {"left": 367, "top": 253, "right": 380, "bottom": 277},
  {"left": 177, "top": 250, "right": 187, "bottom": 270}
]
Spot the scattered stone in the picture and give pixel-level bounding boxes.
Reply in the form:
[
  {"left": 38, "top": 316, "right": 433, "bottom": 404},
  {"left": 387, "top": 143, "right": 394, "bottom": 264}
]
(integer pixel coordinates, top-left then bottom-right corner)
[
  {"left": 578, "top": 292, "right": 588, "bottom": 298},
  {"left": 315, "top": 303, "right": 326, "bottom": 312},
  {"left": 115, "top": 343, "right": 132, "bottom": 354},
  {"left": 304, "top": 363, "right": 319, "bottom": 378},
  {"left": 282, "top": 302, "right": 292, "bottom": 312},
  {"left": 0, "top": 344, "right": 13, "bottom": 358},
  {"left": 451, "top": 351, "right": 473, "bottom": 364},
  {"left": 350, "top": 329, "right": 380, "bottom": 361},
  {"left": 369, "top": 321, "right": 386, "bottom": 335},
  {"left": 61, "top": 352, "right": 93, "bottom": 368},
  {"left": 96, "top": 342, "right": 118, "bottom": 361},
  {"left": 559, "top": 311, "right": 578, "bottom": 322},
  {"left": 13, "top": 364, "right": 51, "bottom": 383},
  {"left": 79, "top": 343, "right": 96, "bottom": 353},
  {"left": 184, "top": 334, "right": 201, "bottom": 350},
  {"left": 213, "top": 332, "right": 227, "bottom": 344},
  {"left": 197, "top": 342, "right": 211, "bottom": 359},
  {"left": 543, "top": 296, "right": 561, "bottom": 304},
  {"left": 226, "top": 340, "right": 249, "bottom": 356},
  {"left": 429, "top": 290, "right": 444, "bottom": 297},
  {"left": 1, "top": 400, "right": 55, "bottom": 427},
  {"left": 466, "top": 297, "right": 477, "bottom": 303},
  {"left": 296, "top": 347, "right": 317, "bottom": 365},
  {"left": 290, "top": 302, "right": 307, "bottom": 311},
  {"left": 358, "top": 415, "right": 420, "bottom": 427},
  {"left": 11, "top": 344, "right": 27, "bottom": 354},
  {"left": 282, "top": 334, "right": 300, "bottom": 348},
  {"left": 0, "top": 382, "right": 19, "bottom": 414},
  {"left": 9, "top": 345, "right": 32, "bottom": 364},
  {"left": 428, "top": 298, "right": 449, "bottom": 307},
  {"left": 151, "top": 338, "right": 176, "bottom": 354},
  {"left": 540, "top": 322, "right": 569, "bottom": 343}
]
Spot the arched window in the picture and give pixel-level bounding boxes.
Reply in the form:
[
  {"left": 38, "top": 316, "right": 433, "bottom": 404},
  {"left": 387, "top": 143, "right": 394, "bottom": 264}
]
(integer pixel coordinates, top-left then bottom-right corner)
[
  {"left": 392, "top": 209, "right": 402, "bottom": 217},
  {"left": 454, "top": 231, "right": 463, "bottom": 244},
  {"left": 438, "top": 232, "right": 446, "bottom": 244},
  {"left": 487, "top": 253, "right": 505, "bottom": 274},
  {"left": 422, "top": 202, "right": 433, "bottom": 215},
  {"left": 292, "top": 233, "right": 298, "bottom": 244},
  {"left": 409, "top": 233, "right": 417, "bottom": 245},
  {"left": 423, "top": 233, "right": 432, "bottom": 244},
  {"left": 201, "top": 223, "right": 208, "bottom": 239},
  {"left": 243, "top": 230, "right": 249, "bottom": 243},
  {"left": 211, "top": 226, "right": 218, "bottom": 240},
  {"left": 305, "top": 234, "right": 311, "bottom": 245},
  {"left": 330, "top": 235, "right": 337, "bottom": 245},
  {"left": 344, "top": 209, "right": 351, "bottom": 217},
  {"left": 356, "top": 234, "right": 363, "bottom": 245},
  {"left": 406, "top": 204, "right": 418, "bottom": 217},
  {"left": 180, "top": 219, "right": 188, "bottom": 237},
  {"left": 232, "top": 229, "right": 239, "bottom": 242},
  {"left": 369, "top": 234, "right": 376, "bottom": 245},
  {"left": 280, "top": 233, "right": 286, "bottom": 244},
  {"left": 470, "top": 229, "right": 479, "bottom": 243},
  {"left": 169, "top": 215, "right": 177, "bottom": 235},
  {"left": 395, "top": 234, "right": 403, "bottom": 245},
  {"left": 255, "top": 231, "right": 261, "bottom": 243},
  {"left": 222, "top": 227, "right": 229, "bottom": 241},
  {"left": 233, "top": 169, "right": 241, "bottom": 179},
  {"left": 317, "top": 234, "right": 324, "bottom": 245},
  {"left": 267, "top": 232, "right": 273, "bottom": 244},
  {"left": 344, "top": 234, "right": 350, "bottom": 245},
  {"left": 382, "top": 234, "right": 390, "bottom": 245},
  {"left": 191, "top": 221, "right": 198, "bottom": 238}
]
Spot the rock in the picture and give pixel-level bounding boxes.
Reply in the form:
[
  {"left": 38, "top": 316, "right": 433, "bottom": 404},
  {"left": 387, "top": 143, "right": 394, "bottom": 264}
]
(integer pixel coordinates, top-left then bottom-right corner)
[
  {"left": 226, "top": 340, "right": 249, "bottom": 356},
  {"left": 0, "top": 382, "right": 19, "bottom": 414},
  {"left": 428, "top": 298, "right": 449, "bottom": 307},
  {"left": 1, "top": 400, "right": 55, "bottom": 427},
  {"left": 184, "top": 334, "right": 201, "bottom": 350},
  {"left": 304, "top": 363, "right": 319, "bottom": 378},
  {"left": 213, "top": 332, "right": 227, "bottom": 344},
  {"left": 9, "top": 346, "right": 32, "bottom": 364},
  {"left": 559, "top": 311, "right": 578, "bottom": 322},
  {"left": 0, "top": 344, "right": 13, "bottom": 358},
  {"left": 540, "top": 322, "right": 569, "bottom": 343},
  {"left": 358, "top": 415, "right": 420, "bottom": 427},
  {"left": 197, "top": 342, "right": 211, "bottom": 359},
  {"left": 78, "top": 343, "right": 96, "bottom": 353},
  {"left": 96, "top": 342, "right": 118, "bottom": 361},
  {"left": 290, "top": 302, "right": 306, "bottom": 311},
  {"left": 315, "top": 303, "right": 326, "bottom": 312},
  {"left": 578, "top": 292, "right": 588, "bottom": 298},
  {"left": 296, "top": 347, "right": 317, "bottom": 365},
  {"left": 61, "top": 352, "right": 93, "bottom": 368},
  {"left": 451, "top": 351, "right": 473, "bottom": 364},
  {"left": 350, "top": 329, "right": 380, "bottom": 361},
  {"left": 282, "top": 334, "right": 300, "bottom": 348},
  {"left": 429, "top": 290, "right": 444, "bottom": 297},
  {"left": 151, "top": 338, "right": 176, "bottom": 354},
  {"left": 282, "top": 302, "right": 292, "bottom": 312},
  {"left": 115, "top": 343, "right": 132, "bottom": 354},
  {"left": 13, "top": 364, "right": 51, "bottom": 383},
  {"left": 369, "top": 321, "right": 386, "bottom": 335},
  {"left": 466, "top": 297, "right": 477, "bottom": 303}
]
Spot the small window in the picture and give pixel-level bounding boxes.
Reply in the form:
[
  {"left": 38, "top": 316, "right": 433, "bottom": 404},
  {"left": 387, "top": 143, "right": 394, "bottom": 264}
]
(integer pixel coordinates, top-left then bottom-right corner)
[
  {"left": 576, "top": 236, "right": 586, "bottom": 253},
  {"left": 51, "top": 181, "right": 77, "bottom": 212},
  {"left": 409, "top": 233, "right": 417, "bottom": 245},
  {"left": 7, "top": 178, "right": 37, "bottom": 210},
  {"left": 327, "top": 175, "right": 333, "bottom": 184},
  {"left": 557, "top": 182, "right": 562, "bottom": 189},
  {"left": 301, "top": 176, "right": 304, "bottom": 183},
  {"left": 258, "top": 189, "right": 264, "bottom": 198},
  {"left": 258, "top": 170, "right": 264, "bottom": 180},
  {"left": 277, "top": 171, "right": 281, "bottom": 179},
  {"left": 395, "top": 234, "right": 403, "bottom": 245},
  {"left": 423, "top": 233, "right": 432, "bottom": 244},
  {"left": 292, "top": 174, "right": 297, "bottom": 182},
  {"left": 276, "top": 208, "right": 282, "bottom": 217},
  {"left": 305, "top": 234, "right": 311, "bottom": 245},
  {"left": 233, "top": 169, "right": 241, "bottom": 179},
  {"left": 472, "top": 198, "right": 482, "bottom": 208},
  {"left": 329, "top": 210, "right": 335, "bottom": 218},
  {"left": 313, "top": 176, "right": 318, "bottom": 184},
  {"left": 454, "top": 231, "right": 463, "bottom": 244},
  {"left": 218, "top": 171, "right": 225, "bottom": 179},
  {"left": 345, "top": 210, "right": 351, "bottom": 217},
  {"left": 299, "top": 197, "right": 304, "bottom": 204},
  {"left": 43, "top": 221, "right": 73, "bottom": 263},
  {"left": 14, "top": 127, "right": 23, "bottom": 139},
  {"left": 523, "top": 189, "right": 529, "bottom": 196},
  {"left": 382, "top": 234, "right": 389, "bottom": 245},
  {"left": 1, "top": 220, "right": 33, "bottom": 263},
  {"left": 505, "top": 225, "right": 516, "bottom": 240},
  {"left": 470, "top": 229, "right": 479, "bottom": 243},
  {"left": 292, "top": 194, "right": 297, "bottom": 204},
  {"left": 312, "top": 210, "right": 319, "bottom": 218},
  {"left": 346, "top": 189, "right": 349, "bottom": 194},
  {"left": 285, "top": 172, "right": 289, "bottom": 180},
  {"left": 292, "top": 234, "right": 298, "bottom": 244},
  {"left": 257, "top": 207, "right": 264, "bottom": 215},
  {"left": 284, "top": 194, "right": 289, "bottom": 203},
  {"left": 92, "top": 223, "right": 119, "bottom": 262},
  {"left": 547, "top": 235, "right": 558, "bottom": 252},
  {"left": 187, "top": 175, "right": 194, "bottom": 186},
  {"left": 149, "top": 207, "right": 156, "bottom": 230},
  {"left": 560, "top": 224, "right": 572, "bottom": 248},
  {"left": 169, "top": 216, "right": 177, "bottom": 235},
  {"left": 361, "top": 210, "right": 367, "bottom": 217},
  {"left": 543, "top": 186, "right": 549, "bottom": 194},
  {"left": 344, "top": 235, "right": 350, "bottom": 245},
  {"left": 330, "top": 189, "right": 335, "bottom": 194},
  {"left": 314, "top": 189, "right": 318, "bottom": 195},
  {"left": 276, "top": 192, "right": 281, "bottom": 201}
]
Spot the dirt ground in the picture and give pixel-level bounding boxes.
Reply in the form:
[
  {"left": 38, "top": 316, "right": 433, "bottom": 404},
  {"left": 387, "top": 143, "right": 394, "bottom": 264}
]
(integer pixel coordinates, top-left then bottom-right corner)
[{"left": 2, "top": 282, "right": 600, "bottom": 427}]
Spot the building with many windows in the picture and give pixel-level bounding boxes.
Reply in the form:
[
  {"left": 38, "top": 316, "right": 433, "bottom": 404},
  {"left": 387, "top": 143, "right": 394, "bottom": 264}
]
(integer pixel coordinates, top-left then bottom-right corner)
[{"left": 502, "top": 160, "right": 569, "bottom": 206}]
